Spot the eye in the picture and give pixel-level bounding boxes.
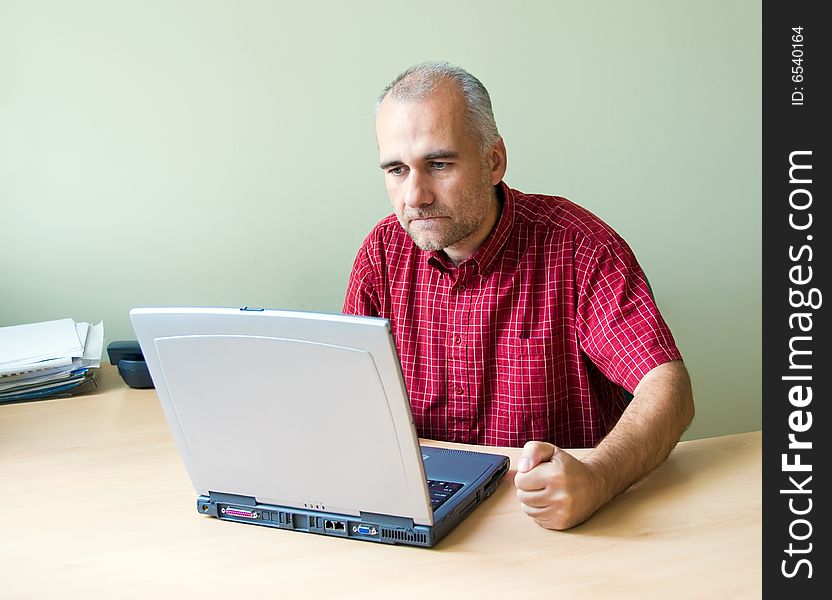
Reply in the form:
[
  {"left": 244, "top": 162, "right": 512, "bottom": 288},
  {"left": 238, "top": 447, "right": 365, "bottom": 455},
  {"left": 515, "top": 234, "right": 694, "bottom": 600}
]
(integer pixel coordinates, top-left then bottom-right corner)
[
  {"left": 430, "top": 161, "right": 447, "bottom": 170},
  {"left": 387, "top": 166, "right": 406, "bottom": 176}
]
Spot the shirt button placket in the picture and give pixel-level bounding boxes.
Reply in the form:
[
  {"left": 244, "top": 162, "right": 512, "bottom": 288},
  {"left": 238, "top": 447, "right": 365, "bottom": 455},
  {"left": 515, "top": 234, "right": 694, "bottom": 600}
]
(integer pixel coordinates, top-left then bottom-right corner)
[{"left": 449, "top": 278, "right": 472, "bottom": 443}]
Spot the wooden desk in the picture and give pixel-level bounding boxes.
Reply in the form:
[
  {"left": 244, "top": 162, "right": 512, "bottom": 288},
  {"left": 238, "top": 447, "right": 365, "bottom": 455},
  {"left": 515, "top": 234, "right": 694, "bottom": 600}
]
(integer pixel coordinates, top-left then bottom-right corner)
[{"left": 1, "top": 366, "right": 761, "bottom": 599}]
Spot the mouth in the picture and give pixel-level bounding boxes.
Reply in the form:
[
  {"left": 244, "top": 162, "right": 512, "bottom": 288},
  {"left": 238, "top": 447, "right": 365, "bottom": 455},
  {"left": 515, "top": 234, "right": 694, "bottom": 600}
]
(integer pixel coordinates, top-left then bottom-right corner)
[
  {"left": 408, "top": 217, "right": 448, "bottom": 231},
  {"left": 409, "top": 215, "right": 447, "bottom": 224}
]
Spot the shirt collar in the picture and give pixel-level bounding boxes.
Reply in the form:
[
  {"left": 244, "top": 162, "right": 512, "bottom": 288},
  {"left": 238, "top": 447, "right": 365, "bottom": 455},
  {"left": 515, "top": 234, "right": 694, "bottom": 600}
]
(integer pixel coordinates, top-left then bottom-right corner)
[{"left": 426, "top": 181, "right": 515, "bottom": 277}]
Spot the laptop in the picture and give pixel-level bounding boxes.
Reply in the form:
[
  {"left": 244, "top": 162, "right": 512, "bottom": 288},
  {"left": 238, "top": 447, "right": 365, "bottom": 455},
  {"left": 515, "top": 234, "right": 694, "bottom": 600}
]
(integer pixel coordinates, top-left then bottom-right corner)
[{"left": 130, "top": 307, "right": 509, "bottom": 547}]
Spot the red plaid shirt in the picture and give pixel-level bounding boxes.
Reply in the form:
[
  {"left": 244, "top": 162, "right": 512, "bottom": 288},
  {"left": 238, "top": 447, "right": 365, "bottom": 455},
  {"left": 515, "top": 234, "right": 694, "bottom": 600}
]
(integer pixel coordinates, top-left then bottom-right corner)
[{"left": 343, "top": 182, "right": 682, "bottom": 448}]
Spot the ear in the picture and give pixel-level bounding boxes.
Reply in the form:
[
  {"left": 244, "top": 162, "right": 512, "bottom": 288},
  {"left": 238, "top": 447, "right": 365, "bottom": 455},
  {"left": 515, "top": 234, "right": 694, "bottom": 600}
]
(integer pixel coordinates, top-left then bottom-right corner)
[{"left": 487, "top": 138, "right": 507, "bottom": 185}]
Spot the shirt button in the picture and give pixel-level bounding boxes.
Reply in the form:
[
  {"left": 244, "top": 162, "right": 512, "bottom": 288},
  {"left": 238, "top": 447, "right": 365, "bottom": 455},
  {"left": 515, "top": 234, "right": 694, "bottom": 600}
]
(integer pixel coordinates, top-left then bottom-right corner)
[
  {"left": 452, "top": 334, "right": 462, "bottom": 345},
  {"left": 457, "top": 285, "right": 466, "bottom": 292},
  {"left": 455, "top": 386, "right": 464, "bottom": 395}
]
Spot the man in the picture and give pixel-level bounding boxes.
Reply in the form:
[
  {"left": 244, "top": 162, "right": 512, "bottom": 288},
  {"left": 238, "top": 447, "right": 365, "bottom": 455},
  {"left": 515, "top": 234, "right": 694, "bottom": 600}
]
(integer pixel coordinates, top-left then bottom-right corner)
[{"left": 343, "top": 61, "right": 694, "bottom": 530}]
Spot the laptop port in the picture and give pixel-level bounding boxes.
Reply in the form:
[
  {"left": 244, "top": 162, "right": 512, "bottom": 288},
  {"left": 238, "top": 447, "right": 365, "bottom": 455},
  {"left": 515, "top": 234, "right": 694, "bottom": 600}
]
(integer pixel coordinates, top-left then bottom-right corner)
[
  {"left": 324, "top": 520, "right": 346, "bottom": 532},
  {"left": 353, "top": 524, "right": 378, "bottom": 536},
  {"left": 484, "top": 463, "right": 510, "bottom": 496},
  {"left": 221, "top": 507, "right": 260, "bottom": 519}
]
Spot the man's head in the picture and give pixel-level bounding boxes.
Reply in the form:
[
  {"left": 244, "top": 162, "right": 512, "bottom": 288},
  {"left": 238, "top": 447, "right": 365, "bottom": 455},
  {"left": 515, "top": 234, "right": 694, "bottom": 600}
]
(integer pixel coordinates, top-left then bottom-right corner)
[{"left": 375, "top": 61, "right": 507, "bottom": 264}]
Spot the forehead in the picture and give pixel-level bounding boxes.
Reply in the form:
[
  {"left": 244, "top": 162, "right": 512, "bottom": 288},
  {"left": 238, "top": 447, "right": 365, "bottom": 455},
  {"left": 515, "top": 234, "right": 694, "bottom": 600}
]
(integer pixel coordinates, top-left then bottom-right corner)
[{"left": 375, "top": 81, "right": 475, "bottom": 159}]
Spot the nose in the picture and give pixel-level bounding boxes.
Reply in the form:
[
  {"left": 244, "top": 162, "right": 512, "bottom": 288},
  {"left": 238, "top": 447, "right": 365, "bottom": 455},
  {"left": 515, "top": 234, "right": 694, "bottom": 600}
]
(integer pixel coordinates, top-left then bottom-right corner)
[{"left": 402, "top": 169, "right": 434, "bottom": 209}]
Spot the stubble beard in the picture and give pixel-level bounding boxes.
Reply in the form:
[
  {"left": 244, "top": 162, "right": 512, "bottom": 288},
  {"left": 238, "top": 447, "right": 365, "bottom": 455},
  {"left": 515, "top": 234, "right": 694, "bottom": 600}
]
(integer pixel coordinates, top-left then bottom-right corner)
[{"left": 398, "top": 172, "right": 494, "bottom": 253}]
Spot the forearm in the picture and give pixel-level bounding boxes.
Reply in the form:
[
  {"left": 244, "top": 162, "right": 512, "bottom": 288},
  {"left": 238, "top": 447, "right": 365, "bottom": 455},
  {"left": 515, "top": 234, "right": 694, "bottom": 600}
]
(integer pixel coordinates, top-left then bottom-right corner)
[{"left": 582, "top": 360, "right": 695, "bottom": 506}]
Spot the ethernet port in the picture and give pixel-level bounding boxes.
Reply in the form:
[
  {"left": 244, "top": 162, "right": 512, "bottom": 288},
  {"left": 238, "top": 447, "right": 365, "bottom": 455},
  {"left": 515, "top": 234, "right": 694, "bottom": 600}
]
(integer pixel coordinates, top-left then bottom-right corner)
[{"left": 324, "top": 520, "right": 346, "bottom": 532}]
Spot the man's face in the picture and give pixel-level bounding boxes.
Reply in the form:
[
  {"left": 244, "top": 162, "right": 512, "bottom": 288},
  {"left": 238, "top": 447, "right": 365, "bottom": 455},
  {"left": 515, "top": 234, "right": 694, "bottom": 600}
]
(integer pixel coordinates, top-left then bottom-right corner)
[{"left": 375, "top": 81, "right": 505, "bottom": 263}]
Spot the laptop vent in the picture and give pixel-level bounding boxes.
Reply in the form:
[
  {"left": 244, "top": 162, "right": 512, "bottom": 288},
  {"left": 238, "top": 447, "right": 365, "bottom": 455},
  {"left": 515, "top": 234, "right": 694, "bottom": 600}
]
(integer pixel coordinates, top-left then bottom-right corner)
[
  {"left": 434, "top": 449, "right": 491, "bottom": 462},
  {"left": 381, "top": 528, "right": 427, "bottom": 544}
]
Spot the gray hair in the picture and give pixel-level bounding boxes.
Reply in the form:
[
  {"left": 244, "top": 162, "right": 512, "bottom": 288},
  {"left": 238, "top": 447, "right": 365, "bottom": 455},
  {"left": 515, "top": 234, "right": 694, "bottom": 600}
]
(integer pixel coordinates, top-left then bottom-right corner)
[{"left": 375, "top": 60, "right": 501, "bottom": 151}]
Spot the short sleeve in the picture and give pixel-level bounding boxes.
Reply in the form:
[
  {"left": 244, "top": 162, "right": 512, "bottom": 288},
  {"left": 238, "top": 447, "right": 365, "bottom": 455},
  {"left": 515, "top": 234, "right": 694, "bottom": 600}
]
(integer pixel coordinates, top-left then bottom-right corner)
[
  {"left": 342, "top": 237, "right": 382, "bottom": 318},
  {"left": 575, "top": 237, "right": 682, "bottom": 393}
]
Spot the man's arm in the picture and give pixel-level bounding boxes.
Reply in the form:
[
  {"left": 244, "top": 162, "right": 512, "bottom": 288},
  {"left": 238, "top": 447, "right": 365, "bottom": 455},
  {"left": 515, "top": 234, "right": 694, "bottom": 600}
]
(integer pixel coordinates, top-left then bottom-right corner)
[
  {"left": 513, "top": 360, "right": 694, "bottom": 530},
  {"left": 343, "top": 244, "right": 381, "bottom": 317}
]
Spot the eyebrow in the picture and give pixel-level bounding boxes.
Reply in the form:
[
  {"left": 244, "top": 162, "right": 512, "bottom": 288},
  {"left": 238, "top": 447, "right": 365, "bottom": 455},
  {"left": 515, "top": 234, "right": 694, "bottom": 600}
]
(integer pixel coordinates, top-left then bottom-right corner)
[{"left": 379, "top": 150, "right": 460, "bottom": 171}]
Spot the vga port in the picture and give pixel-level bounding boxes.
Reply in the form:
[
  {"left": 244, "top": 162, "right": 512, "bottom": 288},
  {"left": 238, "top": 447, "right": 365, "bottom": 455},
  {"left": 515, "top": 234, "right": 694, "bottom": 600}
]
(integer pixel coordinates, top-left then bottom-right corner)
[{"left": 352, "top": 524, "right": 378, "bottom": 536}]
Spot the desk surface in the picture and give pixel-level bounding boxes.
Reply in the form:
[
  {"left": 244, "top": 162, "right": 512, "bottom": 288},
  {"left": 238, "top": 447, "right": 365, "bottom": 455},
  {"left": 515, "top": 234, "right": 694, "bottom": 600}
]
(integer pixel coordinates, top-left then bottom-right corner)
[{"left": 1, "top": 365, "right": 761, "bottom": 599}]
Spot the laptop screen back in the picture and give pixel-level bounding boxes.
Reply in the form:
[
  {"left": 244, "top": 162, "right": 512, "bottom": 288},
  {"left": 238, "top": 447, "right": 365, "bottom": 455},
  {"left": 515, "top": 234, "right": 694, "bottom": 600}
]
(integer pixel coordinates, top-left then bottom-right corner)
[{"left": 131, "top": 307, "right": 434, "bottom": 525}]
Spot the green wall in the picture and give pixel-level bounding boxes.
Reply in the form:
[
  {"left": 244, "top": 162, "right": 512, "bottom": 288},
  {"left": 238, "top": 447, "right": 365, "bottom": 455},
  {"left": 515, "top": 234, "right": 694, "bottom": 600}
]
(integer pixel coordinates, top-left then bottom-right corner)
[{"left": 0, "top": 1, "right": 761, "bottom": 440}]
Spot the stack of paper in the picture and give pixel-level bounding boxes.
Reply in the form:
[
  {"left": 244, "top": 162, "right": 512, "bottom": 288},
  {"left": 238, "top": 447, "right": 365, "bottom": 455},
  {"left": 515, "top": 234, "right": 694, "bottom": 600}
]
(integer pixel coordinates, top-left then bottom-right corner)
[{"left": 0, "top": 318, "right": 104, "bottom": 404}]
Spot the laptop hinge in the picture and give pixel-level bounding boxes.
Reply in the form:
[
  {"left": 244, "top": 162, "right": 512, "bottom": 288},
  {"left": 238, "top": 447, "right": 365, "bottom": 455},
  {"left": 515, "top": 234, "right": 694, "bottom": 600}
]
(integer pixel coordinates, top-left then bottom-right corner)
[
  {"left": 209, "top": 492, "right": 257, "bottom": 506},
  {"left": 359, "top": 512, "right": 415, "bottom": 529}
]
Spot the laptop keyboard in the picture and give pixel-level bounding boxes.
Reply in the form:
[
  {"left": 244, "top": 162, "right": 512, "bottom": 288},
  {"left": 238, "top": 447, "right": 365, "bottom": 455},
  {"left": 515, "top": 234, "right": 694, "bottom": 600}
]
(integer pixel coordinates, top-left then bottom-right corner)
[{"left": 427, "top": 480, "right": 464, "bottom": 511}]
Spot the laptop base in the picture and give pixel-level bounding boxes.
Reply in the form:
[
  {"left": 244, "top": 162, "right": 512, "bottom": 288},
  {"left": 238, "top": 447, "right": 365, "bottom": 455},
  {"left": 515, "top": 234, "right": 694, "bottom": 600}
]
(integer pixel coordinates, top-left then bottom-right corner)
[
  {"left": 197, "top": 453, "right": 509, "bottom": 548},
  {"left": 198, "top": 493, "right": 435, "bottom": 547}
]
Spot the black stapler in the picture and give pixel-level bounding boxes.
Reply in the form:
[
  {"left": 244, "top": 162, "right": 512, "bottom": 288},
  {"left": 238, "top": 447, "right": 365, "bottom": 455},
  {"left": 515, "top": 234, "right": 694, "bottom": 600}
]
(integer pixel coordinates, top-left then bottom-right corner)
[{"left": 106, "top": 341, "right": 155, "bottom": 389}]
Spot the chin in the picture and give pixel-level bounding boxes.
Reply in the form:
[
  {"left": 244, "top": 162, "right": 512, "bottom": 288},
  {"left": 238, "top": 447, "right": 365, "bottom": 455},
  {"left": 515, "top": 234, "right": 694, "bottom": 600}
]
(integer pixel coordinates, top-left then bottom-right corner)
[
  {"left": 411, "top": 237, "right": 445, "bottom": 252},
  {"left": 406, "top": 227, "right": 442, "bottom": 251}
]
